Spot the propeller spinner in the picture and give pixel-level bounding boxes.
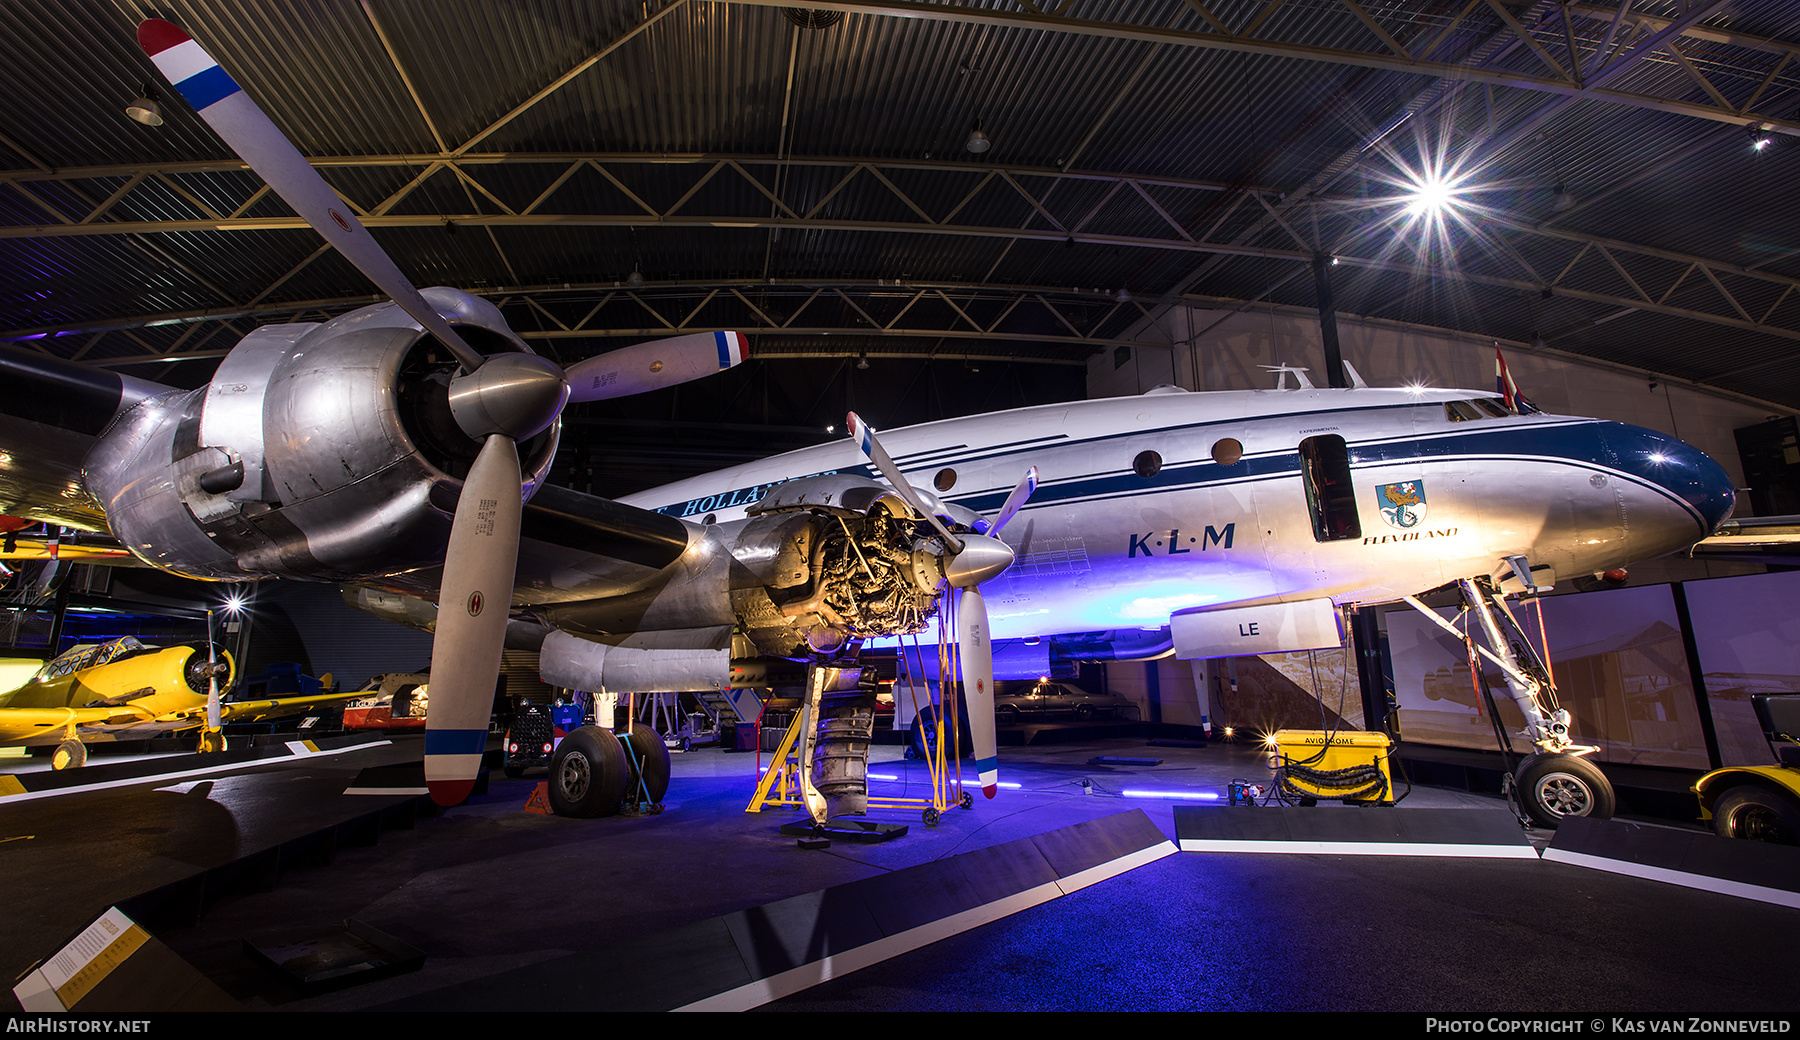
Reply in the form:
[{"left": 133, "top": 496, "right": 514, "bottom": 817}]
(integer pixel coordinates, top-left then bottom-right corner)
[
  {"left": 847, "top": 414, "right": 1035, "bottom": 798},
  {"left": 140, "top": 19, "right": 746, "bottom": 805}
]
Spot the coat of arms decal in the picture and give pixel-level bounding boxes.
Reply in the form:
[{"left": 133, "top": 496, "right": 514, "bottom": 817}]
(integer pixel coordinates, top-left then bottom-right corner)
[{"left": 1377, "top": 480, "right": 1427, "bottom": 529}]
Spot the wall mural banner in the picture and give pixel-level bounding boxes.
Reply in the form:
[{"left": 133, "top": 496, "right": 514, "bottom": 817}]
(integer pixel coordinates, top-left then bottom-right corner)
[
  {"left": 1680, "top": 569, "right": 1800, "bottom": 767},
  {"left": 1387, "top": 584, "right": 1707, "bottom": 768}
]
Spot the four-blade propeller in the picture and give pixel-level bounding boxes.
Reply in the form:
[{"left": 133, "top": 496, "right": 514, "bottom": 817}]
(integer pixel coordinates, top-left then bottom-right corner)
[
  {"left": 847, "top": 414, "right": 1034, "bottom": 798},
  {"left": 140, "top": 19, "right": 746, "bottom": 805}
]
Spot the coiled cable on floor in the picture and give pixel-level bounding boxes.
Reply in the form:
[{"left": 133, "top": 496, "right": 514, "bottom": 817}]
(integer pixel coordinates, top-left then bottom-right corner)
[{"left": 1273, "top": 759, "right": 1389, "bottom": 803}]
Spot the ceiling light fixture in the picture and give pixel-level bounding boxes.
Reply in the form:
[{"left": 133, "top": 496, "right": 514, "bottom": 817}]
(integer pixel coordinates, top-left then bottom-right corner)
[
  {"left": 1403, "top": 174, "right": 1461, "bottom": 216},
  {"left": 965, "top": 119, "right": 990, "bottom": 154},
  {"left": 125, "top": 86, "right": 163, "bottom": 126},
  {"left": 1749, "top": 122, "right": 1773, "bottom": 151}
]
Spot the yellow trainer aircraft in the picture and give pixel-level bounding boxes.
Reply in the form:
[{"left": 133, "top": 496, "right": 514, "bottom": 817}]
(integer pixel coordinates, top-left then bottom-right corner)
[{"left": 0, "top": 636, "right": 358, "bottom": 769}]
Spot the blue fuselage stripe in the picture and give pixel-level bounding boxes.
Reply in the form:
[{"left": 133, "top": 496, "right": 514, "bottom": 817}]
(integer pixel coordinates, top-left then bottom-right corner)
[{"left": 647, "top": 405, "right": 1714, "bottom": 535}]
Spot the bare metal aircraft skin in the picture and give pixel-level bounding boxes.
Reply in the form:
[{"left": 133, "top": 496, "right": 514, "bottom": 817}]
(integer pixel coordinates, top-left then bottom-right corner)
[{"left": 0, "top": 16, "right": 1737, "bottom": 813}]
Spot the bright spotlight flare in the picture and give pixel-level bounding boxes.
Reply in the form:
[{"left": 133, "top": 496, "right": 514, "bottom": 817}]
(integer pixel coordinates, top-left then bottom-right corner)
[
  {"left": 1403, "top": 173, "right": 1465, "bottom": 217},
  {"left": 848, "top": 413, "right": 1035, "bottom": 798},
  {"left": 139, "top": 19, "right": 747, "bottom": 805}
]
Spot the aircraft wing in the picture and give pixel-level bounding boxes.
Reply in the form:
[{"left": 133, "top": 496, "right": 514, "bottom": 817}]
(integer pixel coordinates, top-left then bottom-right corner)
[
  {"left": 0, "top": 345, "right": 169, "bottom": 533},
  {"left": 1689, "top": 516, "right": 1800, "bottom": 564},
  {"left": 0, "top": 533, "right": 144, "bottom": 566},
  {"left": 351, "top": 482, "right": 697, "bottom": 605},
  {"left": 0, "top": 692, "right": 371, "bottom": 743},
  {"left": 217, "top": 689, "right": 372, "bottom": 725},
  {"left": 0, "top": 705, "right": 158, "bottom": 743}
]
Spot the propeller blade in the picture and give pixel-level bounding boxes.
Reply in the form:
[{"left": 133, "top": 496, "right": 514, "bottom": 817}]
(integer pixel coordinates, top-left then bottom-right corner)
[
  {"left": 955, "top": 586, "right": 999, "bottom": 798},
  {"left": 424, "top": 435, "right": 523, "bottom": 805},
  {"left": 846, "top": 412, "right": 962, "bottom": 551},
  {"left": 565, "top": 331, "right": 748, "bottom": 403},
  {"left": 983, "top": 466, "right": 1038, "bottom": 536},
  {"left": 137, "top": 19, "right": 484, "bottom": 375}
]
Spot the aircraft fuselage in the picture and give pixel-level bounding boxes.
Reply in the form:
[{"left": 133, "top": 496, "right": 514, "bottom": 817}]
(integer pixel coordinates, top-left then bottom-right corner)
[{"left": 625, "top": 386, "right": 1736, "bottom": 643}]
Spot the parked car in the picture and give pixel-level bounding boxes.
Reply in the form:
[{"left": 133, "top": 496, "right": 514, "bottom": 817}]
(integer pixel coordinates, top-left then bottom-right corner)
[
  {"left": 1694, "top": 693, "right": 1800, "bottom": 844},
  {"left": 994, "top": 679, "right": 1135, "bottom": 721}
]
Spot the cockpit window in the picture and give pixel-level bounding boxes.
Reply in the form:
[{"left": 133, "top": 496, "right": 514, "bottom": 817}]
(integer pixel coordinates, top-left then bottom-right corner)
[
  {"left": 94, "top": 637, "right": 150, "bottom": 667},
  {"left": 32, "top": 637, "right": 151, "bottom": 682},
  {"left": 1446, "top": 399, "right": 1512, "bottom": 421},
  {"left": 34, "top": 645, "right": 97, "bottom": 682}
]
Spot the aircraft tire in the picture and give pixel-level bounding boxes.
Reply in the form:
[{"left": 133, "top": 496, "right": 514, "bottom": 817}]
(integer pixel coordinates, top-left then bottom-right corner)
[
  {"left": 624, "top": 723, "right": 672, "bottom": 803},
  {"left": 548, "top": 726, "right": 627, "bottom": 818},
  {"left": 197, "top": 730, "right": 227, "bottom": 755},
  {"left": 52, "top": 740, "right": 86, "bottom": 771},
  {"left": 1711, "top": 785, "right": 1800, "bottom": 844},
  {"left": 1515, "top": 752, "right": 1614, "bottom": 828},
  {"left": 908, "top": 705, "right": 973, "bottom": 762}
]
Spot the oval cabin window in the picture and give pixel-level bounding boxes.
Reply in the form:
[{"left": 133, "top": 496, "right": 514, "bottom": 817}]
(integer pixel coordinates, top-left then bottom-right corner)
[
  {"left": 1133, "top": 450, "right": 1162, "bottom": 478},
  {"left": 1211, "top": 438, "right": 1243, "bottom": 465}
]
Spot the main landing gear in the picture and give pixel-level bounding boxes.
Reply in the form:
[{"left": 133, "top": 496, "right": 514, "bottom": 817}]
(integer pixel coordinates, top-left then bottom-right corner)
[
  {"left": 51, "top": 739, "right": 86, "bottom": 771},
  {"left": 1405, "top": 568, "right": 1616, "bottom": 829},
  {"left": 546, "top": 722, "right": 671, "bottom": 818}
]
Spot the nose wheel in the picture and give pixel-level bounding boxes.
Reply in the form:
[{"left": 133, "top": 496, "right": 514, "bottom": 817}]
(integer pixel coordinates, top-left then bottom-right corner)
[{"left": 1513, "top": 752, "right": 1615, "bottom": 829}]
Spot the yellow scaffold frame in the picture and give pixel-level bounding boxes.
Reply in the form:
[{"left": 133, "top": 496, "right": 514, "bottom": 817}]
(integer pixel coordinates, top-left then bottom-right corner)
[{"left": 744, "top": 618, "right": 975, "bottom": 825}]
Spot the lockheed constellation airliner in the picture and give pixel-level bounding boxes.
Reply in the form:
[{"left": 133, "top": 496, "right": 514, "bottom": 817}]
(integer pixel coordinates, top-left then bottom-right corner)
[{"left": 0, "top": 19, "right": 1736, "bottom": 829}]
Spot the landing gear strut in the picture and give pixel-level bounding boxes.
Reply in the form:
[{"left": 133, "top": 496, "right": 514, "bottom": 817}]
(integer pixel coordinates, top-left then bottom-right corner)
[{"left": 1406, "top": 573, "right": 1615, "bottom": 828}]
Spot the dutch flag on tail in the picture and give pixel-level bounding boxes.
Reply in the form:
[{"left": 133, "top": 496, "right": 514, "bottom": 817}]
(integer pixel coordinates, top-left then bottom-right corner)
[{"left": 1496, "top": 344, "right": 1539, "bottom": 415}]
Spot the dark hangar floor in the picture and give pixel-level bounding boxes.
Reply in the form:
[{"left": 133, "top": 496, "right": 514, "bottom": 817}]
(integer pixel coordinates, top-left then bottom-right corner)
[{"left": 3, "top": 736, "right": 1797, "bottom": 1013}]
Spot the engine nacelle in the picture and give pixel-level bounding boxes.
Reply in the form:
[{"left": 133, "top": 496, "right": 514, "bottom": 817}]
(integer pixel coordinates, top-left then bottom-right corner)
[
  {"left": 726, "top": 473, "right": 951, "bottom": 658},
  {"left": 535, "top": 472, "right": 955, "bottom": 663},
  {"left": 84, "top": 289, "right": 558, "bottom": 580}
]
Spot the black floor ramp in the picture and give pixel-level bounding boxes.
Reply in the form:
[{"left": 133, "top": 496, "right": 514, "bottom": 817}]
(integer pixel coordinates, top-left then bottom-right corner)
[
  {"left": 0, "top": 734, "right": 393, "bottom": 803},
  {"left": 373, "top": 809, "right": 1178, "bottom": 1012},
  {"left": 1543, "top": 816, "right": 1800, "bottom": 909},
  {"left": 1174, "top": 806, "right": 1539, "bottom": 857}
]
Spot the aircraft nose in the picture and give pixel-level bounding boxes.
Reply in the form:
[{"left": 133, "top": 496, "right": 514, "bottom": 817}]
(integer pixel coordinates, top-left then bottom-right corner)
[{"left": 1604, "top": 423, "right": 1737, "bottom": 537}]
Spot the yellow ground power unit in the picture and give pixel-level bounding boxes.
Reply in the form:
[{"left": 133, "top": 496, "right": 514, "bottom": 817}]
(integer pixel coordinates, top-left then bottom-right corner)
[{"left": 1269, "top": 730, "right": 1395, "bottom": 805}]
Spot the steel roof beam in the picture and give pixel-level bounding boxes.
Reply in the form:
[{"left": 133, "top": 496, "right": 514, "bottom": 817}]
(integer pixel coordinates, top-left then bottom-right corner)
[{"left": 712, "top": 0, "right": 1800, "bottom": 136}]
